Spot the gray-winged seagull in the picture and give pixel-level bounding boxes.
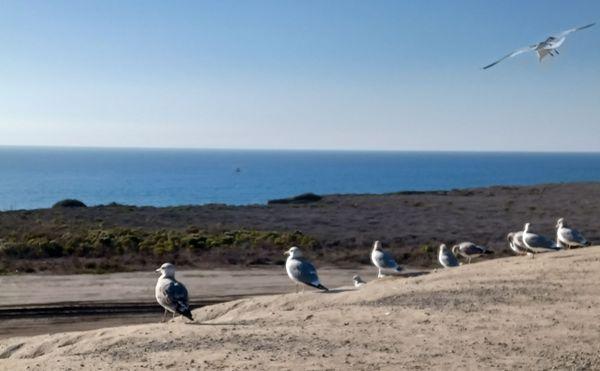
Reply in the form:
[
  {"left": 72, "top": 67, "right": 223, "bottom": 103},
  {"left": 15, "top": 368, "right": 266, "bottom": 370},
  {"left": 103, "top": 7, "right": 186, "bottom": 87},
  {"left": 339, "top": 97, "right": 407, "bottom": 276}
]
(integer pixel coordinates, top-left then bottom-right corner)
[
  {"left": 452, "top": 242, "right": 493, "bottom": 264},
  {"left": 483, "top": 23, "right": 595, "bottom": 69},
  {"left": 507, "top": 231, "right": 528, "bottom": 255},
  {"left": 522, "top": 223, "right": 560, "bottom": 256},
  {"left": 438, "top": 244, "right": 460, "bottom": 268},
  {"left": 353, "top": 275, "right": 366, "bottom": 287},
  {"left": 556, "top": 218, "right": 590, "bottom": 249},
  {"left": 284, "top": 246, "right": 328, "bottom": 292},
  {"left": 371, "top": 240, "right": 403, "bottom": 278},
  {"left": 155, "top": 262, "right": 193, "bottom": 321}
]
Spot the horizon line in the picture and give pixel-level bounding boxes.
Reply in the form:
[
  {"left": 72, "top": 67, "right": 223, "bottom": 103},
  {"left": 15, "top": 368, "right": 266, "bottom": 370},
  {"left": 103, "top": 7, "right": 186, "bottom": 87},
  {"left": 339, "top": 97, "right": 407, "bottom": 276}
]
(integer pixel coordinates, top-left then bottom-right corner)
[{"left": 1, "top": 144, "right": 600, "bottom": 155}]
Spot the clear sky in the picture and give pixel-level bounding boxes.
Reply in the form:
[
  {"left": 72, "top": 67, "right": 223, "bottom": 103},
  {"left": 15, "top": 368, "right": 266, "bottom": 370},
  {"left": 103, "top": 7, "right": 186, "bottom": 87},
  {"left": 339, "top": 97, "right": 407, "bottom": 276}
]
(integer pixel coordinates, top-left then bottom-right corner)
[{"left": 1, "top": 0, "right": 599, "bottom": 151}]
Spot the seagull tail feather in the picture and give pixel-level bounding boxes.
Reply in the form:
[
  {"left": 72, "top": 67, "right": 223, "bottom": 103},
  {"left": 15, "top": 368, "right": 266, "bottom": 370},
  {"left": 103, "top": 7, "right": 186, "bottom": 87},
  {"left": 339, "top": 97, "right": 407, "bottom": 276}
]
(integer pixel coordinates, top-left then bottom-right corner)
[
  {"left": 307, "top": 282, "right": 329, "bottom": 291},
  {"left": 176, "top": 304, "right": 194, "bottom": 321}
]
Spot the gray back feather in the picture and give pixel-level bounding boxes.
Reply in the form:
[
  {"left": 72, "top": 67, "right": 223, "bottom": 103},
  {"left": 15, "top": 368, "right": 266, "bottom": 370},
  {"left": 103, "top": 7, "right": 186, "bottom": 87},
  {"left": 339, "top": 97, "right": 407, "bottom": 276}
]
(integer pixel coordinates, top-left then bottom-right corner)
[
  {"left": 372, "top": 249, "right": 398, "bottom": 269},
  {"left": 288, "top": 258, "right": 320, "bottom": 286}
]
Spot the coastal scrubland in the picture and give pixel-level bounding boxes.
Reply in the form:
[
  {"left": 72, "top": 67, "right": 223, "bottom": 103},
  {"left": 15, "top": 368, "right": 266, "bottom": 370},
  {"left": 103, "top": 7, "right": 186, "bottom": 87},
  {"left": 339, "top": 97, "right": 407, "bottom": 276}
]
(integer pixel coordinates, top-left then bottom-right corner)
[{"left": 1, "top": 182, "right": 598, "bottom": 274}]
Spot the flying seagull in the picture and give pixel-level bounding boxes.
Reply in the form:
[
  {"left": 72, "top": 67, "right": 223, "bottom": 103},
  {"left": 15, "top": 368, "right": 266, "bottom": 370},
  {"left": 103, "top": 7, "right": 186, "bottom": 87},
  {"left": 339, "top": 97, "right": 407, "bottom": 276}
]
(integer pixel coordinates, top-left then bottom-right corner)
[
  {"left": 438, "top": 244, "right": 460, "bottom": 268},
  {"left": 556, "top": 218, "right": 590, "bottom": 249},
  {"left": 371, "top": 240, "right": 403, "bottom": 278},
  {"left": 483, "top": 23, "right": 595, "bottom": 69},
  {"left": 155, "top": 263, "right": 193, "bottom": 322},
  {"left": 284, "top": 246, "right": 328, "bottom": 292},
  {"left": 452, "top": 242, "right": 493, "bottom": 264}
]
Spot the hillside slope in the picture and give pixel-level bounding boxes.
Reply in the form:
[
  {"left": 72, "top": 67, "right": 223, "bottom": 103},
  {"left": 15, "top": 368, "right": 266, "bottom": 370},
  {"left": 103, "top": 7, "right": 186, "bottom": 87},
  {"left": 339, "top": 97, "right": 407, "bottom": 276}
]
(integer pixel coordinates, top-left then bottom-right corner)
[{"left": 2, "top": 247, "right": 600, "bottom": 370}]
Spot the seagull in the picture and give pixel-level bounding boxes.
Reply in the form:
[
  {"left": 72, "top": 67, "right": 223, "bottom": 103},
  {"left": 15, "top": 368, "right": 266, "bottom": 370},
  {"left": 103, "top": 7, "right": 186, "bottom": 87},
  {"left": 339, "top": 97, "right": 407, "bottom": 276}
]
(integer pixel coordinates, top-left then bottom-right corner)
[
  {"left": 522, "top": 223, "right": 561, "bottom": 256},
  {"left": 556, "top": 218, "right": 590, "bottom": 249},
  {"left": 451, "top": 242, "right": 493, "bottom": 264},
  {"left": 483, "top": 23, "right": 596, "bottom": 69},
  {"left": 438, "top": 244, "right": 459, "bottom": 268},
  {"left": 155, "top": 263, "right": 193, "bottom": 322},
  {"left": 353, "top": 275, "right": 366, "bottom": 287},
  {"left": 507, "top": 231, "right": 528, "bottom": 255},
  {"left": 284, "top": 246, "right": 328, "bottom": 292},
  {"left": 371, "top": 240, "right": 403, "bottom": 278}
]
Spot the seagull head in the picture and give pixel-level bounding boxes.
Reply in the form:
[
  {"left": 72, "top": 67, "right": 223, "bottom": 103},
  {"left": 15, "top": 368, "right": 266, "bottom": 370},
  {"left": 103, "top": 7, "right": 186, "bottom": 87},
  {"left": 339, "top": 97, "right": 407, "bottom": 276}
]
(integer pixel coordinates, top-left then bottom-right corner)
[
  {"left": 506, "top": 232, "right": 515, "bottom": 242},
  {"left": 284, "top": 246, "right": 302, "bottom": 258},
  {"left": 372, "top": 240, "right": 382, "bottom": 251},
  {"left": 556, "top": 218, "right": 565, "bottom": 229},
  {"left": 155, "top": 262, "right": 176, "bottom": 278},
  {"left": 451, "top": 245, "right": 460, "bottom": 255}
]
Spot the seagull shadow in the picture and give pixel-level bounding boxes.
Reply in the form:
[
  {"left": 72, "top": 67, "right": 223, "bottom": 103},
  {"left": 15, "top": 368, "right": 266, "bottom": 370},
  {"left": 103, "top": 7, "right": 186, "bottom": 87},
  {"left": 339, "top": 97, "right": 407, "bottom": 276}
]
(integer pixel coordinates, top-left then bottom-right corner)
[{"left": 186, "top": 321, "right": 253, "bottom": 326}]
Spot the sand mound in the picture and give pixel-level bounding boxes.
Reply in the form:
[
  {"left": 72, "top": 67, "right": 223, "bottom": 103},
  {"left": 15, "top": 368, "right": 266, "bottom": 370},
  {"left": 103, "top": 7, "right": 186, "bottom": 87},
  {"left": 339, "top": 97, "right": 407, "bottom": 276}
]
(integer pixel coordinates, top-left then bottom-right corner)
[{"left": 2, "top": 247, "right": 600, "bottom": 370}]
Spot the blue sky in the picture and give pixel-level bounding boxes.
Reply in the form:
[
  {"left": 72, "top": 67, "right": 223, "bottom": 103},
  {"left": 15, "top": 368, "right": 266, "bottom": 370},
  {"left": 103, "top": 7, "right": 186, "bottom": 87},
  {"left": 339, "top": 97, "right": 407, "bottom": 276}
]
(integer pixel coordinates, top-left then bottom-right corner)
[{"left": 1, "top": 0, "right": 599, "bottom": 151}]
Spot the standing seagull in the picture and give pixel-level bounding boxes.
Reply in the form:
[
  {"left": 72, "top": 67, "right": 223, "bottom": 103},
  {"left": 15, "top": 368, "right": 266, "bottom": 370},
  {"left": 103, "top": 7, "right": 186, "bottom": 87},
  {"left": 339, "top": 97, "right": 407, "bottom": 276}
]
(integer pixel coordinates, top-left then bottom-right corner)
[
  {"left": 556, "top": 218, "right": 590, "bottom": 249},
  {"left": 522, "top": 223, "right": 560, "bottom": 256},
  {"left": 353, "top": 275, "right": 366, "bottom": 288},
  {"left": 284, "top": 246, "right": 328, "bottom": 292},
  {"left": 483, "top": 23, "right": 595, "bottom": 69},
  {"left": 507, "top": 231, "right": 528, "bottom": 255},
  {"left": 371, "top": 240, "right": 403, "bottom": 278},
  {"left": 452, "top": 242, "right": 493, "bottom": 264},
  {"left": 155, "top": 263, "right": 193, "bottom": 322},
  {"left": 438, "top": 244, "right": 460, "bottom": 268}
]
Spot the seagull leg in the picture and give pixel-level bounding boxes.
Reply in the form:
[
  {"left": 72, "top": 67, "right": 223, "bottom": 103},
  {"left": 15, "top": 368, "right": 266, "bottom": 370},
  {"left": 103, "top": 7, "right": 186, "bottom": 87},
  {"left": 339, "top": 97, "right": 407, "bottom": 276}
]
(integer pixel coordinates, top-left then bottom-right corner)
[
  {"left": 295, "top": 283, "right": 298, "bottom": 293},
  {"left": 378, "top": 269, "right": 382, "bottom": 278},
  {"left": 172, "top": 312, "right": 176, "bottom": 320},
  {"left": 162, "top": 309, "right": 168, "bottom": 323}
]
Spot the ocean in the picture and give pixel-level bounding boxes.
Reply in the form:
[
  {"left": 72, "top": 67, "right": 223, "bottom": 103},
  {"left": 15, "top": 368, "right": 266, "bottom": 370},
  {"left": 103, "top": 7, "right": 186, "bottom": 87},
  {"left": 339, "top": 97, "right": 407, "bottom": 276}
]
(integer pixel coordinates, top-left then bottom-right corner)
[{"left": 1, "top": 147, "right": 600, "bottom": 210}]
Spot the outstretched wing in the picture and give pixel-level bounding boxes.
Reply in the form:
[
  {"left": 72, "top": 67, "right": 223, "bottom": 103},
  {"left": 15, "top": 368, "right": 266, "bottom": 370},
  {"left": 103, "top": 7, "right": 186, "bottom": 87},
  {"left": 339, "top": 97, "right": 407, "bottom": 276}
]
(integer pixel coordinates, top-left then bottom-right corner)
[
  {"left": 483, "top": 44, "right": 537, "bottom": 69},
  {"left": 556, "top": 23, "right": 595, "bottom": 38}
]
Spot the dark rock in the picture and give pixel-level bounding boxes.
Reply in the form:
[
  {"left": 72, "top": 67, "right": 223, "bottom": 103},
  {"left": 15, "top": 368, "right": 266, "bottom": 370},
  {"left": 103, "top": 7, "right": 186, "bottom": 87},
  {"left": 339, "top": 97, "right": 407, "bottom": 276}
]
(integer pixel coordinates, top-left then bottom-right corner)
[
  {"left": 268, "top": 193, "right": 322, "bottom": 205},
  {"left": 52, "top": 199, "right": 87, "bottom": 208}
]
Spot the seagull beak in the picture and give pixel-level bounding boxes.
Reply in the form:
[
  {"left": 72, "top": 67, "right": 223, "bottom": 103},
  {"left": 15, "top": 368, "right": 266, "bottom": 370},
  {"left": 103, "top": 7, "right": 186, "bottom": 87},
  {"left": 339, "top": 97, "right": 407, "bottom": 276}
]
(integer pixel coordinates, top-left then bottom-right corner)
[
  {"left": 283, "top": 251, "right": 289, "bottom": 256},
  {"left": 155, "top": 268, "right": 161, "bottom": 272}
]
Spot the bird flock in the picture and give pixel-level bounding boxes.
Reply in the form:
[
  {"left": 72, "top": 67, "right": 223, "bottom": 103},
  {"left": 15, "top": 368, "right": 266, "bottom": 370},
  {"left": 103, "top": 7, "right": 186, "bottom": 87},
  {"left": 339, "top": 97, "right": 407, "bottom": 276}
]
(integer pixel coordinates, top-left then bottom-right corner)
[{"left": 154, "top": 217, "right": 591, "bottom": 322}]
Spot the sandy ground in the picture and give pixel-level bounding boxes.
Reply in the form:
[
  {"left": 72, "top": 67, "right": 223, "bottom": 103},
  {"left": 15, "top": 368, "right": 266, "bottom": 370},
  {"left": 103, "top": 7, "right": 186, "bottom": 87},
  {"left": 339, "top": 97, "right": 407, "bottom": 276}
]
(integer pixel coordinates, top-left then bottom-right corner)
[
  {"left": 0, "top": 266, "right": 382, "bottom": 339},
  {"left": 2, "top": 247, "right": 600, "bottom": 370}
]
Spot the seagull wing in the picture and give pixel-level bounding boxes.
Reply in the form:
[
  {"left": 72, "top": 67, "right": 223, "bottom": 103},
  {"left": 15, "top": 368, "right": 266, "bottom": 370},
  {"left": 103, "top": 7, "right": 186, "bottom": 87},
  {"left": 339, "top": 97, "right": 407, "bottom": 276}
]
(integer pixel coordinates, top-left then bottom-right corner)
[
  {"left": 556, "top": 23, "right": 596, "bottom": 38},
  {"left": 372, "top": 249, "right": 398, "bottom": 269},
  {"left": 483, "top": 44, "right": 537, "bottom": 69},
  {"left": 559, "top": 227, "right": 588, "bottom": 245},
  {"left": 289, "top": 258, "right": 322, "bottom": 287}
]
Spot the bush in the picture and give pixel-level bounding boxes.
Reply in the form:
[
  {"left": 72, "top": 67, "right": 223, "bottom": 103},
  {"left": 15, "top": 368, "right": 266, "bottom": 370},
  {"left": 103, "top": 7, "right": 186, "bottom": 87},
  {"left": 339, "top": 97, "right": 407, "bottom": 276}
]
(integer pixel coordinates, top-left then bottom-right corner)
[{"left": 52, "top": 199, "right": 87, "bottom": 208}]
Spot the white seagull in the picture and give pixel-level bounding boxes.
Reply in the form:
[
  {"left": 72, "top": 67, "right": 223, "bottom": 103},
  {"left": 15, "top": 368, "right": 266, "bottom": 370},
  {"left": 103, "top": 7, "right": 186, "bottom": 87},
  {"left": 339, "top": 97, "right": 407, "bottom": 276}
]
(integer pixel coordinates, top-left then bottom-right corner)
[
  {"left": 438, "top": 244, "right": 460, "bottom": 268},
  {"left": 556, "top": 218, "right": 590, "bottom": 249},
  {"left": 284, "top": 246, "right": 328, "bottom": 292},
  {"left": 506, "top": 231, "right": 528, "bottom": 255},
  {"left": 483, "top": 23, "right": 595, "bottom": 69},
  {"left": 155, "top": 263, "right": 193, "bottom": 322},
  {"left": 370, "top": 240, "right": 403, "bottom": 278},
  {"left": 522, "top": 223, "right": 561, "bottom": 256},
  {"left": 452, "top": 242, "right": 493, "bottom": 264},
  {"left": 352, "top": 275, "right": 366, "bottom": 288}
]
